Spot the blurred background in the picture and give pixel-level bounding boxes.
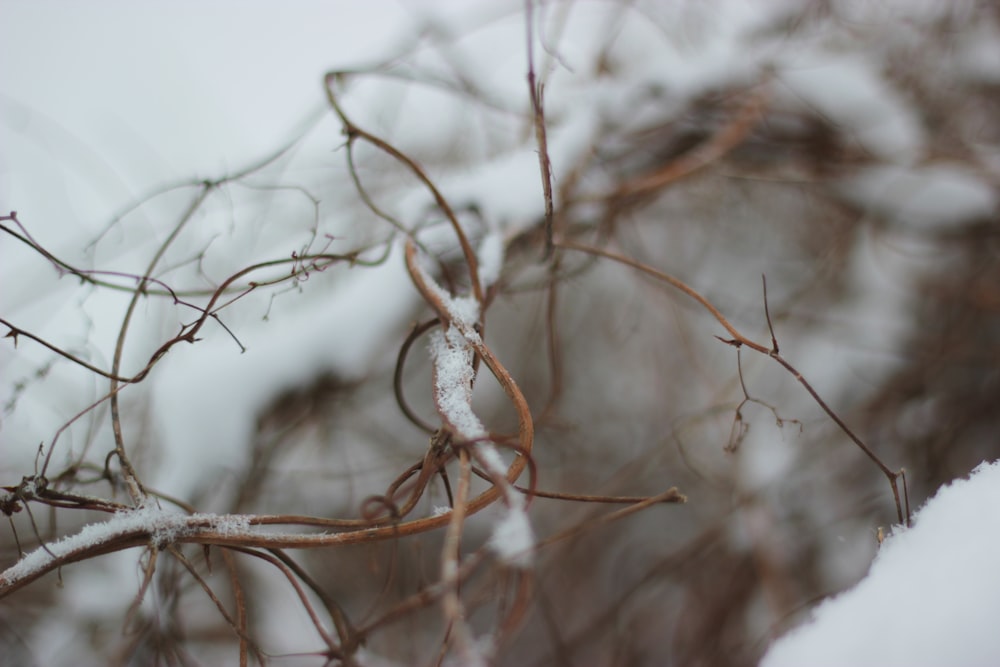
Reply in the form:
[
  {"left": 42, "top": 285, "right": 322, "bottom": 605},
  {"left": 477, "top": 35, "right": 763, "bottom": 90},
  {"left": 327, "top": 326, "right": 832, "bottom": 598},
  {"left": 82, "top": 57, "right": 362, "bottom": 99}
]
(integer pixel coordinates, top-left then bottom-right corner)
[{"left": 2, "top": 1, "right": 999, "bottom": 665}]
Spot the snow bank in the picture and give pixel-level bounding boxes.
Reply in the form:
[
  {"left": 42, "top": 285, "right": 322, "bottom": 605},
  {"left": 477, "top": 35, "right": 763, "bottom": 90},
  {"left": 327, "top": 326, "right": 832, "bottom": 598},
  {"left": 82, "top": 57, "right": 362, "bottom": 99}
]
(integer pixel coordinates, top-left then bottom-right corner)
[{"left": 762, "top": 460, "right": 1000, "bottom": 667}]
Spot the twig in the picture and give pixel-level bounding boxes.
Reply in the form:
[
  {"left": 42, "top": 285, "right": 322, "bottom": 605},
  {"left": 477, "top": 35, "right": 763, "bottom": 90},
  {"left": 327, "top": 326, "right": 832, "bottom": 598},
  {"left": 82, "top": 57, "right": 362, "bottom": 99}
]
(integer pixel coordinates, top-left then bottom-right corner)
[
  {"left": 525, "top": 0, "right": 556, "bottom": 259},
  {"left": 557, "top": 239, "right": 908, "bottom": 525}
]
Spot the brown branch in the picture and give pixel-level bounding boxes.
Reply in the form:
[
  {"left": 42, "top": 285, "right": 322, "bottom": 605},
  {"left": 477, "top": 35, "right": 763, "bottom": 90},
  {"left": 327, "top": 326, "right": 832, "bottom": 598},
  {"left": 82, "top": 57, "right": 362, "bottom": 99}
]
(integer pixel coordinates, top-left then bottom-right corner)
[
  {"left": 324, "top": 72, "right": 484, "bottom": 306},
  {"left": 611, "top": 82, "right": 769, "bottom": 198},
  {"left": 394, "top": 318, "right": 441, "bottom": 434},
  {"left": 404, "top": 240, "right": 535, "bottom": 498},
  {"left": 525, "top": 0, "right": 556, "bottom": 259},
  {"left": 557, "top": 239, "right": 908, "bottom": 524}
]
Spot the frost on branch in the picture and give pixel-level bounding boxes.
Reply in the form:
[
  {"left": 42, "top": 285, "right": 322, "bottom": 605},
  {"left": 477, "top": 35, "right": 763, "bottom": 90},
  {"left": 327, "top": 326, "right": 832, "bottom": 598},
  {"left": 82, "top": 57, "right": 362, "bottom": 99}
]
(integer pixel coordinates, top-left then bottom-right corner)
[
  {"left": 487, "top": 502, "right": 534, "bottom": 568},
  {"left": 1, "top": 506, "right": 251, "bottom": 588},
  {"left": 428, "top": 325, "right": 487, "bottom": 439},
  {"left": 420, "top": 252, "right": 536, "bottom": 569}
]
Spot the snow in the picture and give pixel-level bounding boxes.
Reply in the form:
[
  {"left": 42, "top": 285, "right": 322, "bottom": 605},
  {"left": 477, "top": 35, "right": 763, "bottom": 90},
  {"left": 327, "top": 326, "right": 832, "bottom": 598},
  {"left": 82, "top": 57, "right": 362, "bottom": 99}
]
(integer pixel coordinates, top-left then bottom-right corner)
[
  {"left": 417, "top": 244, "right": 494, "bottom": 440},
  {"left": 3, "top": 0, "right": 999, "bottom": 664},
  {"left": 487, "top": 504, "right": 534, "bottom": 568},
  {"left": 954, "top": 22, "right": 1000, "bottom": 84},
  {"left": 433, "top": 149, "right": 551, "bottom": 230},
  {"left": 417, "top": 248, "right": 535, "bottom": 568},
  {"left": 476, "top": 229, "right": 506, "bottom": 289},
  {"left": 777, "top": 54, "right": 923, "bottom": 163},
  {"left": 0, "top": 0, "right": 411, "bottom": 180},
  {"left": 0, "top": 504, "right": 251, "bottom": 587},
  {"left": 428, "top": 325, "right": 486, "bottom": 439},
  {"left": 149, "top": 244, "right": 420, "bottom": 497},
  {"left": 762, "top": 459, "right": 1000, "bottom": 667},
  {"left": 839, "top": 164, "right": 998, "bottom": 230},
  {"left": 412, "top": 252, "right": 482, "bottom": 329}
]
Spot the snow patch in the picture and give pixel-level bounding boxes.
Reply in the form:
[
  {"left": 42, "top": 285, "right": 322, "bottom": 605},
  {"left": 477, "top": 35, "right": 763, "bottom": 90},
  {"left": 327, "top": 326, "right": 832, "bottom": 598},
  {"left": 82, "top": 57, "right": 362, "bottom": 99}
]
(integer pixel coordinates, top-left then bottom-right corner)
[
  {"left": 1, "top": 505, "right": 252, "bottom": 586},
  {"left": 150, "top": 247, "right": 418, "bottom": 498},
  {"left": 778, "top": 54, "right": 923, "bottom": 162},
  {"left": 840, "top": 164, "right": 997, "bottom": 229},
  {"left": 762, "top": 460, "right": 1000, "bottom": 667},
  {"left": 488, "top": 504, "right": 534, "bottom": 568},
  {"left": 477, "top": 230, "right": 505, "bottom": 289},
  {"left": 428, "top": 326, "right": 486, "bottom": 439}
]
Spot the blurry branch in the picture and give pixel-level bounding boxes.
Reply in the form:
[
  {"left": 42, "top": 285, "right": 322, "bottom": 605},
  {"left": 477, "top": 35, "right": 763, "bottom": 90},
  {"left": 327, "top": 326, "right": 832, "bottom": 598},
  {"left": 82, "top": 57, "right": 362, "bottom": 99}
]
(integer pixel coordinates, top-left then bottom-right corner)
[
  {"left": 219, "top": 548, "right": 255, "bottom": 666},
  {"left": 511, "top": 485, "right": 685, "bottom": 505},
  {"left": 525, "top": 0, "right": 556, "bottom": 258},
  {"left": 1, "top": 211, "right": 381, "bottom": 385},
  {"left": 439, "top": 448, "right": 479, "bottom": 662},
  {"left": 324, "top": 71, "right": 485, "bottom": 306},
  {"left": 608, "top": 81, "right": 770, "bottom": 199},
  {"left": 3, "top": 207, "right": 394, "bottom": 487},
  {"left": 536, "top": 487, "right": 689, "bottom": 551},
  {"left": 1, "top": 476, "right": 128, "bottom": 516},
  {"left": 394, "top": 318, "right": 442, "bottom": 434},
  {"left": 404, "top": 233, "right": 538, "bottom": 653},
  {"left": 557, "top": 239, "right": 911, "bottom": 526},
  {"left": 1, "top": 16, "right": 804, "bottom": 664},
  {"left": 404, "top": 240, "right": 535, "bottom": 493},
  {"left": 231, "top": 547, "right": 343, "bottom": 660},
  {"left": 727, "top": 346, "right": 803, "bottom": 453},
  {"left": 110, "top": 184, "right": 214, "bottom": 503},
  {"left": 165, "top": 546, "right": 263, "bottom": 666}
]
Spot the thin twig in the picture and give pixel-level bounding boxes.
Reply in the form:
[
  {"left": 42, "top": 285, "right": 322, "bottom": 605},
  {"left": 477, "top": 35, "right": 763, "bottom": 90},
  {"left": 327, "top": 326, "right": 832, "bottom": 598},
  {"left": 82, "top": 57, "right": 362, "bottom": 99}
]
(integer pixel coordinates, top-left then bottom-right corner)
[
  {"left": 558, "top": 240, "right": 907, "bottom": 524},
  {"left": 525, "top": 0, "right": 556, "bottom": 259}
]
